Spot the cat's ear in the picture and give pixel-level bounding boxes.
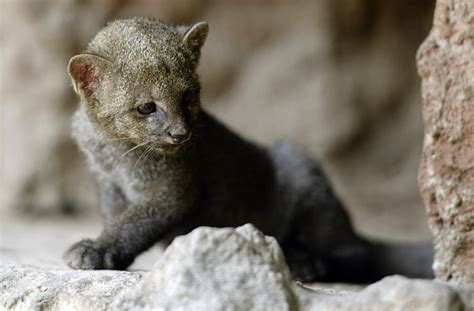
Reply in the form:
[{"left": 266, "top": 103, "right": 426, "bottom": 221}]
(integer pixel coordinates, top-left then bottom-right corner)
[
  {"left": 180, "top": 21, "right": 208, "bottom": 66},
  {"left": 68, "top": 54, "right": 110, "bottom": 98}
]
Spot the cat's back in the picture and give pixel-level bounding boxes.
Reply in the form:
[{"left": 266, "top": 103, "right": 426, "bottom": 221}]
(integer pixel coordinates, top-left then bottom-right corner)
[
  {"left": 268, "top": 141, "right": 334, "bottom": 208},
  {"left": 194, "top": 112, "right": 292, "bottom": 236}
]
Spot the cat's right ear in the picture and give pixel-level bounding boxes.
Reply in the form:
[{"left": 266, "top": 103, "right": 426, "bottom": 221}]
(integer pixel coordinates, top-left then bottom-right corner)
[{"left": 68, "top": 54, "right": 110, "bottom": 99}]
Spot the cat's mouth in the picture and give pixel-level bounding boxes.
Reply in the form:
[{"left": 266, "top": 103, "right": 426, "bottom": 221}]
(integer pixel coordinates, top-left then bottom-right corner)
[
  {"left": 150, "top": 133, "right": 192, "bottom": 154},
  {"left": 153, "top": 144, "right": 185, "bottom": 155}
]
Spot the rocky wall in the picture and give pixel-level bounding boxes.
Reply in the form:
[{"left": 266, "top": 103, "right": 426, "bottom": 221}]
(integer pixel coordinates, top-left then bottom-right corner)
[{"left": 417, "top": 0, "right": 474, "bottom": 284}]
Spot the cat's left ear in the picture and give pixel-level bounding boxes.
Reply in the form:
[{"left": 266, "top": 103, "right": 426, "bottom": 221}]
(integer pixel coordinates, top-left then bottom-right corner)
[
  {"left": 181, "top": 21, "right": 209, "bottom": 66},
  {"left": 68, "top": 54, "right": 111, "bottom": 99}
]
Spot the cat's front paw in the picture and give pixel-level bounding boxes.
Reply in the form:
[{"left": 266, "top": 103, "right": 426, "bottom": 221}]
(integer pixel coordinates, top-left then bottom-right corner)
[{"left": 63, "top": 239, "right": 117, "bottom": 270}]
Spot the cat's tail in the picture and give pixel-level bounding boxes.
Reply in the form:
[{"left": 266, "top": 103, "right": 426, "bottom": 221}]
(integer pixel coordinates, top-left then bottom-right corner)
[{"left": 366, "top": 239, "right": 434, "bottom": 280}]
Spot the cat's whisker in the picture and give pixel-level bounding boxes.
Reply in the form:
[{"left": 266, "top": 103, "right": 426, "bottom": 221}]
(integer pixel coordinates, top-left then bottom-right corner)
[
  {"left": 113, "top": 140, "right": 152, "bottom": 167},
  {"left": 142, "top": 144, "right": 156, "bottom": 164},
  {"left": 106, "top": 137, "right": 130, "bottom": 142},
  {"left": 132, "top": 143, "right": 155, "bottom": 172}
]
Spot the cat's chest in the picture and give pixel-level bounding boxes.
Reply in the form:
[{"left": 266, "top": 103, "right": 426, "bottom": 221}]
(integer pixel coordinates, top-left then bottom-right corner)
[
  {"left": 106, "top": 149, "right": 172, "bottom": 185},
  {"left": 96, "top": 146, "right": 194, "bottom": 203}
]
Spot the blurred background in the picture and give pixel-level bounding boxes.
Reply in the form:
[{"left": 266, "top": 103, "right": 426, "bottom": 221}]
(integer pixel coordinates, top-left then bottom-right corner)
[{"left": 0, "top": 0, "right": 436, "bottom": 267}]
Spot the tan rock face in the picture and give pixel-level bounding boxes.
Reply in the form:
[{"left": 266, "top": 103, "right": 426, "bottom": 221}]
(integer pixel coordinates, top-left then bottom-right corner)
[{"left": 417, "top": 0, "right": 474, "bottom": 284}]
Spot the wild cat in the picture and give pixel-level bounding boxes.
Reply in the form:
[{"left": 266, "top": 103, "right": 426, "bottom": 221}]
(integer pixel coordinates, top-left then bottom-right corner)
[{"left": 64, "top": 17, "right": 433, "bottom": 282}]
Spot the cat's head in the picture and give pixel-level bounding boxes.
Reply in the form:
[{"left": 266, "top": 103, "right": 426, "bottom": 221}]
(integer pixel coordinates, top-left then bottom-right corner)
[{"left": 68, "top": 18, "right": 208, "bottom": 153}]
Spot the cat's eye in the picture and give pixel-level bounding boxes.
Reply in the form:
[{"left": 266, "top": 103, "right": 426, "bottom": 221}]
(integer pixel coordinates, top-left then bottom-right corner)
[
  {"left": 182, "top": 90, "right": 193, "bottom": 107},
  {"left": 137, "top": 102, "right": 157, "bottom": 115}
]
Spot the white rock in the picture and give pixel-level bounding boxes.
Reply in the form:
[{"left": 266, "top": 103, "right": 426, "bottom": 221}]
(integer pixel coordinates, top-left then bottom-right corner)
[
  {"left": 2, "top": 225, "right": 473, "bottom": 311},
  {"left": 300, "top": 275, "right": 472, "bottom": 311},
  {"left": 118, "top": 224, "right": 298, "bottom": 310},
  {"left": 0, "top": 265, "right": 144, "bottom": 310},
  {"left": 0, "top": 224, "right": 297, "bottom": 311}
]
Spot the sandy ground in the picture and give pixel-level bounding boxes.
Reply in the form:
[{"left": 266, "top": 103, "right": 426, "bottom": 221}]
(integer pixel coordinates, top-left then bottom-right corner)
[{"left": 0, "top": 212, "right": 164, "bottom": 271}]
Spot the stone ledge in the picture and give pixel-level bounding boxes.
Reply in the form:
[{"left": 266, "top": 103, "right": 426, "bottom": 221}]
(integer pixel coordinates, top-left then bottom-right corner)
[{"left": 1, "top": 225, "right": 473, "bottom": 310}]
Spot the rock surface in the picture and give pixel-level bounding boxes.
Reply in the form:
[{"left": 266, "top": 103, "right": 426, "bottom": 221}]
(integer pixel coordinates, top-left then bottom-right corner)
[
  {"left": 299, "top": 275, "right": 473, "bottom": 311},
  {"left": 0, "top": 266, "right": 144, "bottom": 311},
  {"left": 119, "top": 224, "right": 298, "bottom": 310},
  {"left": 417, "top": 0, "right": 474, "bottom": 284},
  {"left": 2, "top": 224, "right": 474, "bottom": 310},
  {"left": 1, "top": 224, "right": 297, "bottom": 310}
]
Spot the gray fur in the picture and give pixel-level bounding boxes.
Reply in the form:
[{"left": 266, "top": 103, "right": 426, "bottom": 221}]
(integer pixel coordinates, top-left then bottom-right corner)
[{"left": 64, "top": 18, "right": 432, "bottom": 282}]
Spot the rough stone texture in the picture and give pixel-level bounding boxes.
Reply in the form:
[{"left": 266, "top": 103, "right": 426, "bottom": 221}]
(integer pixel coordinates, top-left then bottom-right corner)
[
  {"left": 2, "top": 224, "right": 473, "bottom": 310},
  {"left": 0, "top": 0, "right": 434, "bottom": 241},
  {"left": 0, "top": 266, "right": 144, "bottom": 310},
  {"left": 299, "top": 275, "right": 473, "bottom": 310},
  {"left": 0, "top": 224, "right": 297, "bottom": 310},
  {"left": 417, "top": 0, "right": 474, "bottom": 284},
  {"left": 119, "top": 224, "right": 298, "bottom": 310}
]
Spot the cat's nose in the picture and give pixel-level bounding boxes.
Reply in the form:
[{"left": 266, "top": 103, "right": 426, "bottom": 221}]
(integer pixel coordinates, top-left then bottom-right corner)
[{"left": 166, "top": 129, "right": 191, "bottom": 144}]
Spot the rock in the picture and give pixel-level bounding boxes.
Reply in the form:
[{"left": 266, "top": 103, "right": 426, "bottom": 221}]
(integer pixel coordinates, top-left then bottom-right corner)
[
  {"left": 417, "top": 0, "right": 474, "bottom": 284},
  {"left": 0, "top": 224, "right": 297, "bottom": 310},
  {"left": 299, "top": 275, "right": 471, "bottom": 311},
  {"left": 1, "top": 224, "right": 474, "bottom": 310},
  {"left": 118, "top": 224, "right": 298, "bottom": 310},
  {"left": 0, "top": 266, "right": 144, "bottom": 310}
]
